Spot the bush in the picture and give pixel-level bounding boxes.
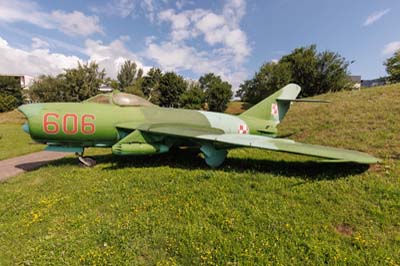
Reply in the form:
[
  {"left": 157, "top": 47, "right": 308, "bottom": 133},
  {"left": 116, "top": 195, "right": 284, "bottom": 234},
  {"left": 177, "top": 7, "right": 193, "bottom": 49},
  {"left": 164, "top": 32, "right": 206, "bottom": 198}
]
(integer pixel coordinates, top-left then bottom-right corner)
[{"left": 0, "top": 94, "right": 18, "bottom": 112}]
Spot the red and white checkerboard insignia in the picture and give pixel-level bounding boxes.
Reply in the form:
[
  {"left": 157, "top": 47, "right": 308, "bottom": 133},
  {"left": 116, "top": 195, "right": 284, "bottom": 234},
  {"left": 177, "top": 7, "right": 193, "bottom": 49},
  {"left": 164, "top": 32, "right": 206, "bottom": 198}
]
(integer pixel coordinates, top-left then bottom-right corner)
[
  {"left": 238, "top": 124, "right": 249, "bottom": 134},
  {"left": 271, "top": 103, "right": 279, "bottom": 116}
]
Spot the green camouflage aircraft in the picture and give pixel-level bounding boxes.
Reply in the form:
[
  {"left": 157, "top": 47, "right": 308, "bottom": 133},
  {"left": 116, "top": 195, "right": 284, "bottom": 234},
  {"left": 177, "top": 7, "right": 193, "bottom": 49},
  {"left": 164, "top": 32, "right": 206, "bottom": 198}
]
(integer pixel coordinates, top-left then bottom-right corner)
[{"left": 18, "top": 84, "right": 380, "bottom": 167}]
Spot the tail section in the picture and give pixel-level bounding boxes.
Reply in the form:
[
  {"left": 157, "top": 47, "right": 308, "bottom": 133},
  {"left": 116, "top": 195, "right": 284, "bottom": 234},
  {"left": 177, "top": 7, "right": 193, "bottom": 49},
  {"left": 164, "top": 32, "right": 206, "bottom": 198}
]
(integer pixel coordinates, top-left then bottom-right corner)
[{"left": 239, "top": 83, "right": 301, "bottom": 124}]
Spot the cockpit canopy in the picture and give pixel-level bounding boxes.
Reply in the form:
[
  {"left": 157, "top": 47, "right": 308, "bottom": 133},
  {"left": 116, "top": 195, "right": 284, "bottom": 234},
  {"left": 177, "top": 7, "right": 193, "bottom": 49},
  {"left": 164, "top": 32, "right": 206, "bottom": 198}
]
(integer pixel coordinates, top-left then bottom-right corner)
[{"left": 86, "top": 92, "right": 154, "bottom": 107}]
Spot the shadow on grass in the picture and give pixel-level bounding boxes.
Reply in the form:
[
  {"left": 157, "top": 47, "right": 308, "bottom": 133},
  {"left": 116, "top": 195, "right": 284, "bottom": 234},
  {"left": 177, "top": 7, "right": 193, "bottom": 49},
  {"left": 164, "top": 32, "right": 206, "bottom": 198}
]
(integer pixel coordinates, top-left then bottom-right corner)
[{"left": 49, "top": 149, "right": 370, "bottom": 180}]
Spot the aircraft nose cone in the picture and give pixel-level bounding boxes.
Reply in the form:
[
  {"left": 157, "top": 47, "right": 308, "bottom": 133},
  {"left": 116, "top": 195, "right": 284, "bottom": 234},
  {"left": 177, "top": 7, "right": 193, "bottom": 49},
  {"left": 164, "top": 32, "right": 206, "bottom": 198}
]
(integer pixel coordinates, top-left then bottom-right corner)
[{"left": 18, "top": 103, "right": 42, "bottom": 118}]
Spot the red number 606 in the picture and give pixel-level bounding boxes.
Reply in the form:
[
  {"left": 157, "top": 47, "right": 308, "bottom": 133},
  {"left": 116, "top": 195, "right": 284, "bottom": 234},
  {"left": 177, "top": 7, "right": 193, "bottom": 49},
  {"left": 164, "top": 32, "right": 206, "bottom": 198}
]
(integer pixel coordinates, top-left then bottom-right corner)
[{"left": 43, "top": 113, "right": 95, "bottom": 135}]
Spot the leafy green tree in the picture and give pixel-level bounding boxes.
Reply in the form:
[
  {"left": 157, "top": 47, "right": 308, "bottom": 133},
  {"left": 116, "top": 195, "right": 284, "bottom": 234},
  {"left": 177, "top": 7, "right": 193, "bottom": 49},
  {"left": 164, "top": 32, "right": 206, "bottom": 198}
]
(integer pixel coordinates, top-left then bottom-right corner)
[
  {"left": 236, "top": 62, "right": 291, "bottom": 103},
  {"left": 0, "top": 76, "right": 22, "bottom": 111},
  {"left": 29, "top": 75, "right": 66, "bottom": 102},
  {"left": 0, "top": 94, "right": 18, "bottom": 112},
  {"left": 117, "top": 60, "right": 142, "bottom": 90},
  {"left": 313, "top": 51, "right": 351, "bottom": 95},
  {"left": 30, "top": 62, "right": 105, "bottom": 103},
  {"left": 238, "top": 45, "right": 351, "bottom": 103},
  {"left": 142, "top": 67, "right": 163, "bottom": 104},
  {"left": 62, "top": 62, "right": 106, "bottom": 102},
  {"left": 384, "top": 50, "right": 400, "bottom": 83},
  {"left": 199, "top": 73, "right": 233, "bottom": 112},
  {"left": 280, "top": 45, "right": 350, "bottom": 97},
  {"left": 158, "top": 72, "right": 187, "bottom": 107},
  {"left": 279, "top": 45, "right": 319, "bottom": 96},
  {"left": 104, "top": 78, "right": 119, "bottom": 90},
  {"left": 179, "top": 82, "right": 205, "bottom": 109}
]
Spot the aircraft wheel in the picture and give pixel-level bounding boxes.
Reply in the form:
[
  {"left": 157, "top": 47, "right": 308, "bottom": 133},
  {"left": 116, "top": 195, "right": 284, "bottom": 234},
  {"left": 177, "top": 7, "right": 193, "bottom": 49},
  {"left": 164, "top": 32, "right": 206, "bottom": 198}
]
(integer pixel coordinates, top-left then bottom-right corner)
[{"left": 78, "top": 156, "right": 96, "bottom": 167}]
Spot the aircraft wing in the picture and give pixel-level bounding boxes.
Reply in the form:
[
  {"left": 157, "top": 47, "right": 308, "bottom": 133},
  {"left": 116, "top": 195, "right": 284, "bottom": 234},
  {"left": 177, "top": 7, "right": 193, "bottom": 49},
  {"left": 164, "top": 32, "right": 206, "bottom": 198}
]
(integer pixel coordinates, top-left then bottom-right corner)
[
  {"left": 196, "top": 134, "right": 380, "bottom": 164},
  {"left": 117, "top": 123, "right": 380, "bottom": 164}
]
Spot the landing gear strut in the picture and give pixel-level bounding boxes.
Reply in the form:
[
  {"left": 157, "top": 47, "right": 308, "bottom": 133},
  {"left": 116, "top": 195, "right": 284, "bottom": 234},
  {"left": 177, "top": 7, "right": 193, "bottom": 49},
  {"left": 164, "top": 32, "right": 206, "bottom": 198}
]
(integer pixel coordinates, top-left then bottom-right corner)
[{"left": 75, "top": 150, "right": 96, "bottom": 167}]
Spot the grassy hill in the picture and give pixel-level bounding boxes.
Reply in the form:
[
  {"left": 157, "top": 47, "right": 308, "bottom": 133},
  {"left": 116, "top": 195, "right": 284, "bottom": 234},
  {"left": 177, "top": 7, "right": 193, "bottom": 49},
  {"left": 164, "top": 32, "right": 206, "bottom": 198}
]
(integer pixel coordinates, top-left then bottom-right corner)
[
  {"left": 0, "top": 110, "right": 43, "bottom": 160},
  {"left": 0, "top": 85, "right": 399, "bottom": 265}
]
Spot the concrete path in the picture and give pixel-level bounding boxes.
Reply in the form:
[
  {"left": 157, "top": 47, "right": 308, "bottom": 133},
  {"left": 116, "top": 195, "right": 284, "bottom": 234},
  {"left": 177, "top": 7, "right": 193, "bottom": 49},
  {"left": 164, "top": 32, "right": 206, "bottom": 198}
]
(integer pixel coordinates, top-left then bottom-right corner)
[{"left": 0, "top": 151, "right": 70, "bottom": 181}]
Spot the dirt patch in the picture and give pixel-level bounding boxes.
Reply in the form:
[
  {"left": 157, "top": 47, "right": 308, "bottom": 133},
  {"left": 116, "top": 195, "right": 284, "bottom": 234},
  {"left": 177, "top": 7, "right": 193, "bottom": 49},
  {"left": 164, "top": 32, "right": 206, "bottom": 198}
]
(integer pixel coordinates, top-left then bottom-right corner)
[{"left": 335, "top": 223, "right": 354, "bottom": 236}]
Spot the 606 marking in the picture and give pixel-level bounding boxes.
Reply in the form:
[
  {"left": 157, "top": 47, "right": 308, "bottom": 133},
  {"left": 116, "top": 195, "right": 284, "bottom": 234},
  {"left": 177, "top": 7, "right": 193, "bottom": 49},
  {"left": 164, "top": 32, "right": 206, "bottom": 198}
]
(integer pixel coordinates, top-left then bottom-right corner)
[{"left": 43, "top": 113, "right": 96, "bottom": 135}]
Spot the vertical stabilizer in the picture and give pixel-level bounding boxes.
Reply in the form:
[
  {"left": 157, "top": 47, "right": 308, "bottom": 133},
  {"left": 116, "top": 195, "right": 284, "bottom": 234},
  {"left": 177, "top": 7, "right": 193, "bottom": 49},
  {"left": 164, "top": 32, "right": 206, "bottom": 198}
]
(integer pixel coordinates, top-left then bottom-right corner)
[{"left": 239, "top": 83, "right": 301, "bottom": 124}]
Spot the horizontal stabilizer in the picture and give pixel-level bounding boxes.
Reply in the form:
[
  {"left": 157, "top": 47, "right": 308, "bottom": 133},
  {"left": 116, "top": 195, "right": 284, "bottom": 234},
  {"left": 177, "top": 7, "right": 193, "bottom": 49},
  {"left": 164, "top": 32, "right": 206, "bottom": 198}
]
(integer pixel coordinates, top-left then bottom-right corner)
[{"left": 278, "top": 98, "right": 330, "bottom": 103}]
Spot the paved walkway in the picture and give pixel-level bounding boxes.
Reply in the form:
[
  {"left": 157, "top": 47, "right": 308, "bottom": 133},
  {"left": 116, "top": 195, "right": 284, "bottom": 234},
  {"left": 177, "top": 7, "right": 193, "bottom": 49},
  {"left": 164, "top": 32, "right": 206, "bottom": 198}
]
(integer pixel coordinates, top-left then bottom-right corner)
[{"left": 0, "top": 151, "right": 70, "bottom": 181}]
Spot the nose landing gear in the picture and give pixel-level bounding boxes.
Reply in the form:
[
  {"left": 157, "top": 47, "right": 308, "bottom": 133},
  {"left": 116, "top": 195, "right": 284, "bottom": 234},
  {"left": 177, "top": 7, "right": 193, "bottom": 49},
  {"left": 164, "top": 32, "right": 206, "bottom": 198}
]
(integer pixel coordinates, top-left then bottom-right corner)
[{"left": 75, "top": 150, "right": 96, "bottom": 167}]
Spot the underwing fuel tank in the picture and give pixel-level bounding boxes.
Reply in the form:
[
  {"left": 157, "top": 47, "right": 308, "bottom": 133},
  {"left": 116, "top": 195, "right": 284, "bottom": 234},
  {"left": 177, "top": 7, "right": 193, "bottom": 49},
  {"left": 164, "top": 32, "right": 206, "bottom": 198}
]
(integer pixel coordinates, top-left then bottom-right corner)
[{"left": 112, "top": 142, "right": 169, "bottom": 155}]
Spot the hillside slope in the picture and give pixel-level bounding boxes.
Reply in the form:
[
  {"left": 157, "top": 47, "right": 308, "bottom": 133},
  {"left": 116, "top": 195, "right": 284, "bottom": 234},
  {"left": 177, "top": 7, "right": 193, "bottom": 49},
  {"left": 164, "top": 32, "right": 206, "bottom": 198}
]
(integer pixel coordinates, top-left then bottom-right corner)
[{"left": 279, "top": 84, "right": 400, "bottom": 160}]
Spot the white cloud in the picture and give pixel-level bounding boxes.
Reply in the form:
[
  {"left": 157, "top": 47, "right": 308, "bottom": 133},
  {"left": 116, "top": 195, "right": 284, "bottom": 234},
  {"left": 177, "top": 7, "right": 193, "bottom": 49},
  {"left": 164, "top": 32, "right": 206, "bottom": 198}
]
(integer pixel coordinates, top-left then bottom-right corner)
[
  {"left": 50, "top": 10, "right": 103, "bottom": 36},
  {"left": 0, "top": 0, "right": 103, "bottom": 36},
  {"left": 91, "top": 0, "right": 159, "bottom": 21},
  {"left": 0, "top": 36, "right": 81, "bottom": 76},
  {"left": 31, "top": 37, "right": 49, "bottom": 49},
  {"left": 0, "top": 36, "right": 150, "bottom": 79},
  {"left": 145, "top": 40, "right": 246, "bottom": 88},
  {"left": 150, "top": 0, "right": 250, "bottom": 89},
  {"left": 223, "top": 0, "right": 246, "bottom": 27},
  {"left": 382, "top": 41, "right": 400, "bottom": 55},
  {"left": 157, "top": 0, "right": 250, "bottom": 64},
  {"left": 176, "top": 0, "right": 194, "bottom": 10},
  {"left": 114, "top": 0, "right": 136, "bottom": 17},
  {"left": 363, "top": 8, "right": 391, "bottom": 26},
  {"left": 84, "top": 38, "right": 150, "bottom": 78}
]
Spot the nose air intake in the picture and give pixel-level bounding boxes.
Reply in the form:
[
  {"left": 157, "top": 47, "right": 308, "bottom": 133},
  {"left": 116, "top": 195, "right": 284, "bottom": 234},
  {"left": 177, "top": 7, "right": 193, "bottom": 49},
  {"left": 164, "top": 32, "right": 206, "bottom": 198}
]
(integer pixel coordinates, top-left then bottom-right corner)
[{"left": 18, "top": 103, "right": 43, "bottom": 119}]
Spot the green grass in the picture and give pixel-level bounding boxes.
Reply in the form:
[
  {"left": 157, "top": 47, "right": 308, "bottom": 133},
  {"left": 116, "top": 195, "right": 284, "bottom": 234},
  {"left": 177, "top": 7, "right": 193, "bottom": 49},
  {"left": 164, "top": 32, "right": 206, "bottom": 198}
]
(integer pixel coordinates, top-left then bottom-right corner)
[
  {"left": 0, "top": 110, "right": 44, "bottom": 160},
  {"left": 0, "top": 85, "right": 399, "bottom": 265}
]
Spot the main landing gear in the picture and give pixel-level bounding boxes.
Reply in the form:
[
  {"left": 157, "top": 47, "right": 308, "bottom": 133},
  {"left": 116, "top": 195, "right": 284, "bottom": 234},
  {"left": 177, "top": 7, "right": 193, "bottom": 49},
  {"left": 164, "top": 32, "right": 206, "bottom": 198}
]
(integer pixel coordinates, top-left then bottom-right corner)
[{"left": 75, "top": 150, "right": 96, "bottom": 167}]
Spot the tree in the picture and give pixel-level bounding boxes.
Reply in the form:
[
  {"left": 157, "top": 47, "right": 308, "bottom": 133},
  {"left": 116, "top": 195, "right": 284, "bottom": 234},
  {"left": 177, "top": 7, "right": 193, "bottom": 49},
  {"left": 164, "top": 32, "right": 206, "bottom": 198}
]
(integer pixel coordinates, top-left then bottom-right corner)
[
  {"left": 158, "top": 72, "right": 187, "bottom": 107},
  {"left": 236, "top": 62, "right": 291, "bottom": 103},
  {"left": 0, "top": 76, "right": 22, "bottom": 111},
  {"left": 117, "top": 60, "right": 143, "bottom": 90},
  {"left": 179, "top": 82, "right": 205, "bottom": 109},
  {"left": 0, "top": 94, "right": 18, "bottom": 112},
  {"left": 238, "top": 45, "right": 351, "bottom": 103},
  {"left": 280, "top": 45, "right": 350, "bottom": 97},
  {"left": 29, "top": 62, "right": 106, "bottom": 103},
  {"left": 384, "top": 50, "right": 400, "bottom": 83},
  {"left": 62, "top": 62, "right": 106, "bottom": 102},
  {"left": 199, "top": 73, "right": 233, "bottom": 112},
  {"left": 314, "top": 51, "right": 351, "bottom": 95},
  {"left": 29, "top": 75, "right": 66, "bottom": 102},
  {"left": 104, "top": 78, "right": 119, "bottom": 90},
  {"left": 142, "top": 67, "right": 163, "bottom": 104}
]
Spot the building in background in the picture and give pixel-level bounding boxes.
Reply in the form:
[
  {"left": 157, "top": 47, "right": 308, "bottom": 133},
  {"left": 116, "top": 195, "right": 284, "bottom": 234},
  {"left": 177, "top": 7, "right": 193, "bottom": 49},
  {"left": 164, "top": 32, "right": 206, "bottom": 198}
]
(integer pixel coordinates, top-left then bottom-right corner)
[
  {"left": 0, "top": 74, "right": 35, "bottom": 90},
  {"left": 361, "top": 77, "right": 387, "bottom": 88},
  {"left": 349, "top": 75, "right": 361, "bottom": 90}
]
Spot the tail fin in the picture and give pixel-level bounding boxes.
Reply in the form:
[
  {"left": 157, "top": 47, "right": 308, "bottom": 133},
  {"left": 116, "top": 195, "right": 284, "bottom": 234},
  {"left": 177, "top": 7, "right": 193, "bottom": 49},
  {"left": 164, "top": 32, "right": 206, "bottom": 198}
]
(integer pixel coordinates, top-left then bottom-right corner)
[{"left": 239, "top": 83, "right": 301, "bottom": 124}]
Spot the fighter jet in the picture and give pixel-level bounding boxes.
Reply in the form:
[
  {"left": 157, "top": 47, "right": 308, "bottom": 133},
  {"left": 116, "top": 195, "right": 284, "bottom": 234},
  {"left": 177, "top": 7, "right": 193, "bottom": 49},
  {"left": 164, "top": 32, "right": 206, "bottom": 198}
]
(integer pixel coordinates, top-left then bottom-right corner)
[{"left": 18, "top": 84, "right": 380, "bottom": 167}]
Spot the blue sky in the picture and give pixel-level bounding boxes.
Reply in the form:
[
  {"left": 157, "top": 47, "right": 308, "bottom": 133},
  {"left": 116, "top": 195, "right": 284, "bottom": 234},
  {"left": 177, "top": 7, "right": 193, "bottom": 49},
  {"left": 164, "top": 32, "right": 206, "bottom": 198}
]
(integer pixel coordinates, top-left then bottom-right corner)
[{"left": 0, "top": 0, "right": 399, "bottom": 89}]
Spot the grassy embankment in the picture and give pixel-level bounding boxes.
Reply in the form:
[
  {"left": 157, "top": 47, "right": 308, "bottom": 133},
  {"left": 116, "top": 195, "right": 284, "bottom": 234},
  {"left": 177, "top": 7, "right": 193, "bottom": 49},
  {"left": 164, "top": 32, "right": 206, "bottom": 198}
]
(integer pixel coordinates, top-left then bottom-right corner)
[
  {"left": 0, "top": 84, "right": 399, "bottom": 265},
  {"left": 0, "top": 110, "right": 43, "bottom": 160}
]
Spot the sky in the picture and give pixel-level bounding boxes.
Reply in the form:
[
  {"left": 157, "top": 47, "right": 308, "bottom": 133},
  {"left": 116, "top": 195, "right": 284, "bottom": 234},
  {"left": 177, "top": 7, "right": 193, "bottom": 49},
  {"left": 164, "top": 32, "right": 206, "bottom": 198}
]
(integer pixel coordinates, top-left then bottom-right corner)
[{"left": 0, "top": 0, "right": 399, "bottom": 90}]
